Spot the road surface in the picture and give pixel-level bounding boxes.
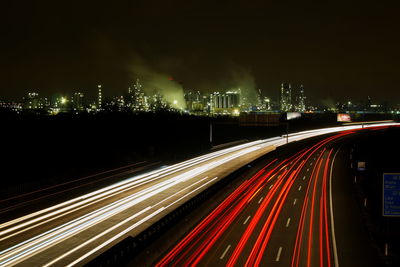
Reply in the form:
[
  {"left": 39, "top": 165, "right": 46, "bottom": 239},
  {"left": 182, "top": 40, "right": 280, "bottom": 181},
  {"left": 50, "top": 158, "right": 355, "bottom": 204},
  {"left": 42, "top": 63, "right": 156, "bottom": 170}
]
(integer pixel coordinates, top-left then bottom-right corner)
[
  {"left": 156, "top": 126, "right": 393, "bottom": 267},
  {"left": 0, "top": 123, "right": 397, "bottom": 266}
]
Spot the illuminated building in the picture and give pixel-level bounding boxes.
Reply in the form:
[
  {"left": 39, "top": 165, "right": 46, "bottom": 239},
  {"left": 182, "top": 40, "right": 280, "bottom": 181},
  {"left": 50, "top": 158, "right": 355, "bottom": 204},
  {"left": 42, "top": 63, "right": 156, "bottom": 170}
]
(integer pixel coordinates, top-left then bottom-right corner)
[
  {"left": 280, "top": 82, "right": 292, "bottom": 112},
  {"left": 210, "top": 91, "right": 240, "bottom": 114},
  {"left": 202, "top": 95, "right": 210, "bottom": 113},
  {"left": 296, "top": 85, "right": 306, "bottom": 112},
  {"left": 48, "top": 95, "right": 70, "bottom": 114},
  {"left": 254, "top": 89, "right": 262, "bottom": 111},
  {"left": 23, "top": 92, "right": 39, "bottom": 109},
  {"left": 185, "top": 90, "right": 204, "bottom": 112},
  {"left": 0, "top": 101, "right": 22, "bottom": 113},
  {"left": 149, "top": 92, "right": 168, "bottom": 111},
  {"left": 107, "top": 96, "right": 126, "bottom": 111},
  {"left": 184, "top": 91, "right": 194, "bottom": 112},
  {"left": 264, "top": 97, "right": 271, "bottom": 111},
  {"left": 71, "top": 92, "right": 85, "bottom": 111},
  {"left": 22, "top": 92, "right": 49, "bottom": 110},
  {"left": 131, "top": 79, "right": 147, "bottom": 111}
]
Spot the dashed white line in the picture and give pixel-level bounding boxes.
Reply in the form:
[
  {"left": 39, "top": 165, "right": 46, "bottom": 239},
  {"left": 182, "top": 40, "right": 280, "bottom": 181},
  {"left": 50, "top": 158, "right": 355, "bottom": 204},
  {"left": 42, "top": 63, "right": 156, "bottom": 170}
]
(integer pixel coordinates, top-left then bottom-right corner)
[
  {"left": 275, "top": 247, "right": 283, "bottom": 261},
  {"left": 293, "top": 198, "right": 297, "bottom": 205},
  {"left": 303, "top": 176, "right": 306, "bottom": 180},
  {"left": 220, "top": 244, "right": 231, "bottom": 260},
  {"left": 243, "top": 216, "right": 251, "bottom": 225},
  {"left": 307, "top": 168, "right": 310, "bottom": 172},
  {"left": 286, "top": 218, "right": 291, "bottom": 227},
  {"left": 258, "top": 197, "right": 264, "bottom": 204},
  {"left": 298, "top": 185, "right": 302, "bottom": 191},
  {"left": 269, "top": 184, "right": 274, "bottom": 189},
  {"left": 310, "top": 162, "right": 313, "bottom": 166}
]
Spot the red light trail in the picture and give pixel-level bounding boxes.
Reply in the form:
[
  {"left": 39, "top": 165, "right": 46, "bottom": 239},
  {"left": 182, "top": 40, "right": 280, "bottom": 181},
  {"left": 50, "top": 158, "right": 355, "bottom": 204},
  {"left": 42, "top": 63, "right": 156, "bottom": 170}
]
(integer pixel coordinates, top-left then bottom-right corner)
[{"left": 157, "top": 130, "right": 359, "bottom": 266}]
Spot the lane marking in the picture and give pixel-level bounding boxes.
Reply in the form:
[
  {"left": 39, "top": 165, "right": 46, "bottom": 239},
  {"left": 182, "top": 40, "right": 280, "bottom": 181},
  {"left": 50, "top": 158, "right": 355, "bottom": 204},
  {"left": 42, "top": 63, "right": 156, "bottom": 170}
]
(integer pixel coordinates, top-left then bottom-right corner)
[
  {"left": 303, "top": 176, "right": 306, "bottom": 180},
  {"left": 298, "top": 186, "right": 302, "bottom": 191},
  {"left": 310, "top": 162, "right": 313, "bottom": 166},
  {"left": 243, "top": 216, "right": 251, "bottom": 225},
  {"left": 220, "top": 244, "right": 231, "bottom": 260},
  {"left": 307, "top": 168, "right": 310, "bottom": 172},
  {"left": 293, "top": 198, "right": 297, "bottom": 205},
  {"left": 286, "top": 218, "right": 291, "bottom": 227},
  {"left": 276, "top": 247, "right": 283, "bottom": 261},
  {"left": 330, "top": 148, "right": 341, "bottom": 267},
  {"left": 258, "top": 197, "right": 264, "bottom": 204},
  {"left": 269, "top": 184, "right": 274, "bottom": 189},
  {"left": 247, "top": 187, "right": 263, "bottom": 203}
]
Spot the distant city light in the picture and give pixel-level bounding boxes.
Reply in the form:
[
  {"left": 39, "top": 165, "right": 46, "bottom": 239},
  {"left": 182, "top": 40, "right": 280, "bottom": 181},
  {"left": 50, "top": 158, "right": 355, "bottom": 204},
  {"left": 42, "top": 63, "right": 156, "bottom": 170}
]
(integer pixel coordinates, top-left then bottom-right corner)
[{"left": 1, "top": 80, "right": 396, "bottom": 116}]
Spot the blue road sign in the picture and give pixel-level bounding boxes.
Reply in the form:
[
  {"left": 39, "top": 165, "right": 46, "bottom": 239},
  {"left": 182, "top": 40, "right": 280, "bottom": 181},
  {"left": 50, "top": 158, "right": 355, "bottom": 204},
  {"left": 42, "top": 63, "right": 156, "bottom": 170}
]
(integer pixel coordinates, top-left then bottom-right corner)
[{"left": 383, "top": 173, "right": 400, "bottom": 217}]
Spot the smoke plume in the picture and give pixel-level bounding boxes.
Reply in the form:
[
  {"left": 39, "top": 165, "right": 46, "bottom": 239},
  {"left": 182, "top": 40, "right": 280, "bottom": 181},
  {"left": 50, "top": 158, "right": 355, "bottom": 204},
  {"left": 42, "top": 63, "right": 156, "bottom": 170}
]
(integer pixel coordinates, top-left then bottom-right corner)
[
  {"left": 228, "top": 65, "right": 258, "bottom": 104},
  {"left": 129, "top": 58, "right": 186, "bottom": 109}
]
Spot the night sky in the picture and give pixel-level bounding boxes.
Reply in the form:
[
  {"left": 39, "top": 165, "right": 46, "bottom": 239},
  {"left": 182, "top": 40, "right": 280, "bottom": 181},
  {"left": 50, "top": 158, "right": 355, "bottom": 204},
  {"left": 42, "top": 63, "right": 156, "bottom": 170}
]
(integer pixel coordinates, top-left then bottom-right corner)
[{"left": 1, "top": 0, "right": 399, "bottom": 104}]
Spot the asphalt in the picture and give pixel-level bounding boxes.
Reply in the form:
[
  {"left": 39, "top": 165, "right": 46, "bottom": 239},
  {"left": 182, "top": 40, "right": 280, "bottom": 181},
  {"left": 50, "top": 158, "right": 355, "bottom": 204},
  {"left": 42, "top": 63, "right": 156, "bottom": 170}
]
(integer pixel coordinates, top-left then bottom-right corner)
[
  {"left": 332, "top": 143, "right": 382, "bottom": 267},
  {"left": 152, "top": 129, "right": 387, "bottom": 267}
]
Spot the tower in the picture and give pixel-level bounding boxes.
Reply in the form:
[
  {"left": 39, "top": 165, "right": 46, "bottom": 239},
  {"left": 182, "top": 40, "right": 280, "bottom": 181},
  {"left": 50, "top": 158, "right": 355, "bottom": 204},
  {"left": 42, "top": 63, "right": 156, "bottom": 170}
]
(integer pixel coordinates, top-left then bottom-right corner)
[
  {"left": 280, "top": 82, "right": 292, "bottom": 112},
  {"left": 298, "top": 85, "right": 306, "bottom": 112},
  {"left": 97, "top": 84, "right": 102, "bottom": 109},
  {"left": 132, "top": 78, "right": 146, "bottom": 111}
]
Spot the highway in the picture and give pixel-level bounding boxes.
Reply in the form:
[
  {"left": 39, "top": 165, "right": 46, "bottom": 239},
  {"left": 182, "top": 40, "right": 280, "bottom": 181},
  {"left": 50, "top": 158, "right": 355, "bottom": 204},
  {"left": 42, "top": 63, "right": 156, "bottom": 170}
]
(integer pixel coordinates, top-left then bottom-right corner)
[
  {"left": 156, "top": 124, "right": 398, "bottom": 267},
  {"left": 0, "top": 123, "right": 398, "bottom": 266}
]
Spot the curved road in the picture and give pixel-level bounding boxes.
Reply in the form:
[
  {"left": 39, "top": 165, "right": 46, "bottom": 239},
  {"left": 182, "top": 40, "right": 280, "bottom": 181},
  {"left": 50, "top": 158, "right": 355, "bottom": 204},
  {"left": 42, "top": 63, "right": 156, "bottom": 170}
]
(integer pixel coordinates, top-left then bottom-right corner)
[{"left": 157, "top": 126, "right": 393, "bottom": 267}]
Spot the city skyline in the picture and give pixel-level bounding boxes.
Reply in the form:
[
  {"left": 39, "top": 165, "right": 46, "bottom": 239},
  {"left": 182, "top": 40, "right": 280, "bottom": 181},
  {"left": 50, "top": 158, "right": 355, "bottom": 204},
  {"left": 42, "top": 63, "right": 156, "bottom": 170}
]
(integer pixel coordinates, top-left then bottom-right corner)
[
  {"left": 1, "top": 1, "right": 400, "bottom": 103},
  {"left": 1, "top": 79, "right": 396, "bottom": 116}
]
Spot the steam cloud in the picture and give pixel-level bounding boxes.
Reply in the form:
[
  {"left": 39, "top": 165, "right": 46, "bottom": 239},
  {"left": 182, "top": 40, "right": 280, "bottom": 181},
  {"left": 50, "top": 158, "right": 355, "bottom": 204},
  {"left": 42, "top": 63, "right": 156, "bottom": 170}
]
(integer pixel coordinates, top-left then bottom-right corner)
[
  {"left": 321, "top": 98, "right": 336, "bottom": 109},
  {"left": 129, "top": 56, "right": 259, "bottom": 108},
  {"left": 228, "top": 65, "right": 258, "bottom": 104},
  {"left": 129, "top": 59, "right": 186, "bottom": 109},
  {"left": 196, "top": 62, "right": 259, "bottom": 104}
]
